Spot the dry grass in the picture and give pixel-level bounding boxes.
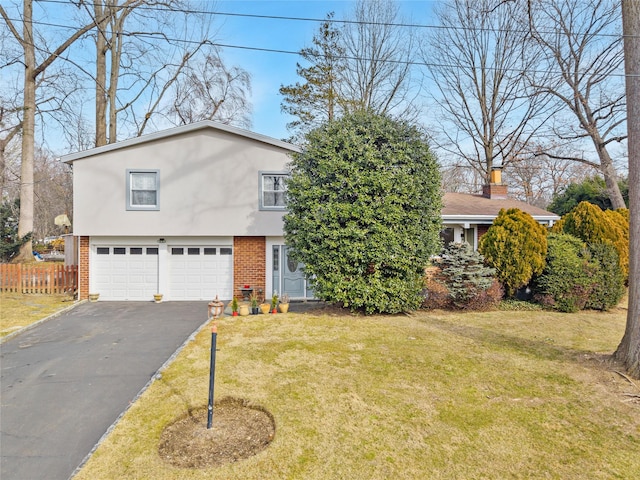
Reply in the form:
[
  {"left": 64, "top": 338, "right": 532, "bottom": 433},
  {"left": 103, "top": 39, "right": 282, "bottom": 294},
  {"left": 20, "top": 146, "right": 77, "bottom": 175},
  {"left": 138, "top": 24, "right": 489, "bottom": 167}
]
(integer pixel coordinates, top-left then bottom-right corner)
[
  {"left": 74, "top": 303, "right": 640, "bottom": 479},
  {"left": 0, "top": 292, "right": 74, "bottom": 337}
]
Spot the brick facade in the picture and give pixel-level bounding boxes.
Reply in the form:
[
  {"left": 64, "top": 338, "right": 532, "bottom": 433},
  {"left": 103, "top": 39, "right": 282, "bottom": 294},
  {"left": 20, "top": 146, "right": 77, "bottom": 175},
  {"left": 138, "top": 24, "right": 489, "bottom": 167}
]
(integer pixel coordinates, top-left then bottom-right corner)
[
  {"left": 79, "top": 236, "right": 90, "bottom": 300},
  {"left": 482, "top": 183, "right": 508, "bottom": 199},
  {"left": 477, "top": 225, "right": 490, "bottom": 239},
  {"left": 233, "top": 236, "right": 266, "bottom": 302}
]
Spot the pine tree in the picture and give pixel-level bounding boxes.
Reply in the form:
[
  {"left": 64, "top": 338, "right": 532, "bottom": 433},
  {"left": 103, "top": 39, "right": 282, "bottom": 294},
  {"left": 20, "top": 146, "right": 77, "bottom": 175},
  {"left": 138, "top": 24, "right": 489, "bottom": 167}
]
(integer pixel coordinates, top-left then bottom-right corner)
[{"left": 279, "top": 13, "right": 346, "bottom": 142}]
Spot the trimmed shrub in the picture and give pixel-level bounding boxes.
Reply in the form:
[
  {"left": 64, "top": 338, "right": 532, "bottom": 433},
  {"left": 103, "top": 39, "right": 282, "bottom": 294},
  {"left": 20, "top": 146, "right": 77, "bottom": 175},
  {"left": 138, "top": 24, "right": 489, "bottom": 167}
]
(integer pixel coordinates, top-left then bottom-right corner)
[
  {"left": 556, "top": 201, "right": 629, "bottom": 279},
  {"left": 533, "top": 233, "right": 597, "bottom": 313},
  {"left": 585, "top": 242, "right": 625, "bottom": 311},
  {"left": 478, "top": 208, "right": 548, "bottom": 297},
  {"left": 425, "top": 243, "right": 502, "bottom": 310}
]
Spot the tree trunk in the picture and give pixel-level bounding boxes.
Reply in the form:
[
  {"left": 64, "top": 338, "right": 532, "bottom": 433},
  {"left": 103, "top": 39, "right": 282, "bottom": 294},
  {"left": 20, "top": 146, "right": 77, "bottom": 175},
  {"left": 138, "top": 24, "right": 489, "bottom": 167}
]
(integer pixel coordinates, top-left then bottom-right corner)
[
  {"left": 95, "top": 1, "right": 108, "bottom": 147},
  {"left": 594, "top": 137, "right": 627, "bottom": 210},
  {"left": 15, "top": 0, "right": 35, "bottom": 263},
  {"left": 615, "top": 0, "right": 640, "bottom": 378},
  {"left": 108, "top": 20, "right": 121, "bottom": 144}
]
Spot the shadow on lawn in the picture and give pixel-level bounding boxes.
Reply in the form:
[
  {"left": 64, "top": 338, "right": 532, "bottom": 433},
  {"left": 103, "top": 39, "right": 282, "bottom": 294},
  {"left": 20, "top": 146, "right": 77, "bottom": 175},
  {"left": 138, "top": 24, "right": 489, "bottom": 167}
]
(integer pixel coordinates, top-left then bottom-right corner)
[{"left": 420, "top": 316, "right": 617, "bottom": 369}]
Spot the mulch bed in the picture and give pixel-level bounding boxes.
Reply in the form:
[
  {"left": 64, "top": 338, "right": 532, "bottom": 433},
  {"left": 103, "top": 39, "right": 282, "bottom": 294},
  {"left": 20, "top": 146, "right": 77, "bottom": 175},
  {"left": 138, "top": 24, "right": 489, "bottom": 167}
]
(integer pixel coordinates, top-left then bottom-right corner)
[{"left": 158, "top": 397, "right": 276, "bottom": 468}]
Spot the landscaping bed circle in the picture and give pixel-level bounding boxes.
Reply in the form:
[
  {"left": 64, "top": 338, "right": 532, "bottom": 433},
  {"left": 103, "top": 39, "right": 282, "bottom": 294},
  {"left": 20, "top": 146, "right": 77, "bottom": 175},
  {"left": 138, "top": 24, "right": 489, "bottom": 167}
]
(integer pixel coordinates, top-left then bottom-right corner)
[{"left": 158, "top": 397, "right": 276, "bottom": 468}]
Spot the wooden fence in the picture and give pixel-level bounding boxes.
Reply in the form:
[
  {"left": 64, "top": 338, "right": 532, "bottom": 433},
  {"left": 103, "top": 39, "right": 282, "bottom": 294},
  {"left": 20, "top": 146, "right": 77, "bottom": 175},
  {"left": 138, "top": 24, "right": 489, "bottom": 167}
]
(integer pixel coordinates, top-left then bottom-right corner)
[{"left": 0, "top": 264, "right": 78, "bottom": 294}]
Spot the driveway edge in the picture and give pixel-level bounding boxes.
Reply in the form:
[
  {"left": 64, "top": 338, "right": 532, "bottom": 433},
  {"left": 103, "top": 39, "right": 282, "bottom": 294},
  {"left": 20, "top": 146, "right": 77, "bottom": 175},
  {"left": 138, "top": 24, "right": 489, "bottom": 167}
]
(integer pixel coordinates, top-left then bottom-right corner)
[{"left": 1, "top": 299, "right": 88, "bottom": 344}]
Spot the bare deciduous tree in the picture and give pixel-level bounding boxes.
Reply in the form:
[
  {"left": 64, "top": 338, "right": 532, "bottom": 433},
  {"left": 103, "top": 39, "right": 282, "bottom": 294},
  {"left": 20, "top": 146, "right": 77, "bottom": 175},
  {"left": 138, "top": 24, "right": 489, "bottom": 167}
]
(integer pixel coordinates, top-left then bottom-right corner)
[
  {"left": 79, "top": 0, "right": 214, "bottom": 146},
  {"left": 426, "top": 0, "right": 550, "bottom": 184},
  {"left": 168, "top": 48, "right": 252, "bottom": 128},
  {"left": 506, "top": 144, "right": 597, "bottom": 207},
  {"left": 33, "top": 149, "right": 73, "bottom": 240},
  {"left": 341, "top": 0, "right": 419, "bottom": 119},
  {"left": 527, "top": 0, "right": 627, "bottom": 209},
  {"left": 0, "top": 0, "right": 112, "bottom": 262}
]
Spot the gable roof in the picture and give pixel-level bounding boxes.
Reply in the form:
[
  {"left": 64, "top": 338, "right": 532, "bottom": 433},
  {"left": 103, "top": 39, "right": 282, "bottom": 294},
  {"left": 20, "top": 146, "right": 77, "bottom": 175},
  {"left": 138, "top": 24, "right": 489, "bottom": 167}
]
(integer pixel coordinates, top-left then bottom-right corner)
[
  {"left": 442, "top": 192, "right": 559, "bottom": 225},
  {"left": 62, "top": 120, "right": 301, "bottom": 163}
]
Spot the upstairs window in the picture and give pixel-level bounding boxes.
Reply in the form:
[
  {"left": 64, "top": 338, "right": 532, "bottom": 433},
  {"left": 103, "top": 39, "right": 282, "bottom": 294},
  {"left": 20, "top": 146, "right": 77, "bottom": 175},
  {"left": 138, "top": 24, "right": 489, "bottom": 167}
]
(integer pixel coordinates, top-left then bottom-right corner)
[
  {"left": 127, "top": 170, "right": 159, "bottom": 210},
  {"left": 260, "top": 172, "right": 288, "bottom": 210}
]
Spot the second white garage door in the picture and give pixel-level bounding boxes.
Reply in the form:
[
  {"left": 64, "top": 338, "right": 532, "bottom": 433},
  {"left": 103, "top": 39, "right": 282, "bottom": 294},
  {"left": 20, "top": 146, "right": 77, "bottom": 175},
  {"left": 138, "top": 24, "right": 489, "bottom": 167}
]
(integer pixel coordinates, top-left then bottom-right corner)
[{"left": 168, "top": 246, "right": 233, "bottom": 300}]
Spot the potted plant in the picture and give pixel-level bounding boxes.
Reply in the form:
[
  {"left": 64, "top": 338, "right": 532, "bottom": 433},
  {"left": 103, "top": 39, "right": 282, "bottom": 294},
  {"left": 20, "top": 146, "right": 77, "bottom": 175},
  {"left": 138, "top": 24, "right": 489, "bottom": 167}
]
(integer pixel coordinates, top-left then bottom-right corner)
[
  {"left": 250, "top": 292, "right": 259, "bottom": 315},
  {"left": 279, "top": 293, "right": 290, "bottom": 313},
  {"left": 259, "top": 302, "right": 271, "bottom": 314},
  {"left": 153, "top": 293, "right": 163, "bottom": 303},
  {"left": 270, "top": 292, "right": 278, "bottom": 314},
  {"left": 231, "top": 297, "right": 239, "bottom": 316}
]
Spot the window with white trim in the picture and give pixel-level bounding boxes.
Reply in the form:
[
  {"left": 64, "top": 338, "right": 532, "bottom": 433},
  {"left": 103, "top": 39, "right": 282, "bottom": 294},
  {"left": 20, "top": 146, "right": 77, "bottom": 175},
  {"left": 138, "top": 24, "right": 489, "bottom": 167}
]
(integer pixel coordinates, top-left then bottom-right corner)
[
  {"left": 260, "top": 172, "right": 288, "bottom": 210},
  {"left": 127, "top": 170, "right": 159, "bottom": 210}
]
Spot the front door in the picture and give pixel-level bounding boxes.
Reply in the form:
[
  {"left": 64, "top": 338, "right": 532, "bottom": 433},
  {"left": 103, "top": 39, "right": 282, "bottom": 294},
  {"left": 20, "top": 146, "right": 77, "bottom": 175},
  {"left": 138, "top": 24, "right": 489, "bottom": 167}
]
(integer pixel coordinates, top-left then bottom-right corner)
[
  {"left": 282, "top": 247, "right": 305, "bottom": 298},
  {"left": 272, "top": 245, "right": 312, "bottom": 299}
]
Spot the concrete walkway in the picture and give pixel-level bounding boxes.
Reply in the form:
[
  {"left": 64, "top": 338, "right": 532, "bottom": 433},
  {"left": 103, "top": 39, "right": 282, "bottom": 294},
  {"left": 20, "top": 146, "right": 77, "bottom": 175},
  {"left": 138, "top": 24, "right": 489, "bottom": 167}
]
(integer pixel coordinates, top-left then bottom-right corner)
[{"left": 0, "top": 301, "right": 210, "bottom": 480}]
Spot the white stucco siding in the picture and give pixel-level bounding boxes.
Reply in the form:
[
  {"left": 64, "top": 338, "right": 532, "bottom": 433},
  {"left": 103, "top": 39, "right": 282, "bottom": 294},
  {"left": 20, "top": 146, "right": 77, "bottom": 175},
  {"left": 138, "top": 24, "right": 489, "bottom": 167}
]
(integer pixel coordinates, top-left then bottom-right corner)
[{"left": 71, "top": 128, "right": 293, "bottom": 237}]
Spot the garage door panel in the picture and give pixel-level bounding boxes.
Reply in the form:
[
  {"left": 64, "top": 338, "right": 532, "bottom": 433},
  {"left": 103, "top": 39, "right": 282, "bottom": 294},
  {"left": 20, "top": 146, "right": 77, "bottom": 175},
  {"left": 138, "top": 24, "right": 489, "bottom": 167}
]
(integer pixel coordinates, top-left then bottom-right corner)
[
  {"left": 169, "top": 246, "right": 232, "bottom": 301},
  {"left": 92, "top": 246, "right": 158, "bottom": 301}
]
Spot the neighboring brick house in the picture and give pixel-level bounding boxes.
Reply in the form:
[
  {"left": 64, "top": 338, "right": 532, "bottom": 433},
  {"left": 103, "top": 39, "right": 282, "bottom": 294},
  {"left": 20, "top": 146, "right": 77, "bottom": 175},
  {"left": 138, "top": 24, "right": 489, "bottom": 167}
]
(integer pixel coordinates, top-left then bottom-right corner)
[{"left": 63, "top": 122, "right": 558, "bottom": 302}]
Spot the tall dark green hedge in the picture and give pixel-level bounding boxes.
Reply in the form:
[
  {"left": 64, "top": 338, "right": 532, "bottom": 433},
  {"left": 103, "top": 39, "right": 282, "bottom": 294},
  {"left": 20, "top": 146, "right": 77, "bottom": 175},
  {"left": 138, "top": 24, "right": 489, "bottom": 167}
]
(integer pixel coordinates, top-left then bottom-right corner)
[
  {"left": 534, "top": 233, "right": 597, "bottom": 313},
  {"left": 585, "top": 242, "right": 625, "bottom": 311},
  {"left": 283, "top": 111, "right": 442, "bottom": 314}
]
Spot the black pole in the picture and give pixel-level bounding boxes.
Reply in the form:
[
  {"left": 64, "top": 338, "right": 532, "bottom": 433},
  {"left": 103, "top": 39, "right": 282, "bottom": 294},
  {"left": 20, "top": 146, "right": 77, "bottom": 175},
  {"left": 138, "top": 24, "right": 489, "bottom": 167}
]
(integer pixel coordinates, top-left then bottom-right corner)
[{"left": 207, "top": 324, "right": 218, "bottom": 429}]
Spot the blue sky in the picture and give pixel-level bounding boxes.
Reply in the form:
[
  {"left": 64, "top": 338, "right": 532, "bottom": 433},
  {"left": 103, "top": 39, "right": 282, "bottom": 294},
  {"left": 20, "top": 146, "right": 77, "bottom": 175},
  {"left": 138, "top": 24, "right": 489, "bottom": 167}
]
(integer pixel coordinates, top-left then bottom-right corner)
[{"left": 214, "top": 1, "right": 437, "bottom": 140}]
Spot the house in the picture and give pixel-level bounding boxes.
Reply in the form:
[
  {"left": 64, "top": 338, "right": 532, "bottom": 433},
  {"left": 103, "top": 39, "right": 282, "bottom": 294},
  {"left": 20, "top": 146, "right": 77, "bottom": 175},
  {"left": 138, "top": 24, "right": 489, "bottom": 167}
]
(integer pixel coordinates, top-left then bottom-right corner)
[
  {"left": 441, "top": 167, "right": 559, "bottom": 250},
  {"left": 64, "top": 122, "right": 559, "bottom": 302},
  {"left": 63, "top": 120, "right": 307, "bottom": 302}
]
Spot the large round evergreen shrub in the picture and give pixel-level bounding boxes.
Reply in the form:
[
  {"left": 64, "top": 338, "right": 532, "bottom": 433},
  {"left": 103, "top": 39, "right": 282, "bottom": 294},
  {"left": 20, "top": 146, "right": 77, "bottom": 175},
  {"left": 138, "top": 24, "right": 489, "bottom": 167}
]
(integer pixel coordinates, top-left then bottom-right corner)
[
  {"left": 478, "top": 208, "right": 547, "bottom": 297},
  {"left": 283, "top": 111, "right": 443, "bottom": 314}
]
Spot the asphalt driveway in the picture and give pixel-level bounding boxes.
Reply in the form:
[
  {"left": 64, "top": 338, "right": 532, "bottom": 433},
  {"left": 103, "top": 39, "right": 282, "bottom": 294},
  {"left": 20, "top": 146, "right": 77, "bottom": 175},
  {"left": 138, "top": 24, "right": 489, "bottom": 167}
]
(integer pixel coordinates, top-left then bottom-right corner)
[{"left": 1, "top": 301, "right": 210, "bottom": 480}]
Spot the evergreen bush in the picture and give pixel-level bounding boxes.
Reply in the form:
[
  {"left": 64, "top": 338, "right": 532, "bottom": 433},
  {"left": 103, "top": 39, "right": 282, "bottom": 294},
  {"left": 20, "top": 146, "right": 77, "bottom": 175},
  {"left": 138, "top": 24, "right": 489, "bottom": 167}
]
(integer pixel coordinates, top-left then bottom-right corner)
[
  {"left": 585, "top": 242, "right": 625, "bottom": 311},
  {"left": 533, "top": 233, "right": 597, "bottom": 313},
  {"left": 478, "top": 208, "right": 547, "bottom": 297},
  {"left": 555, "top": 201, "right": 629, "bottom": 279},
  {"left": 426, "top": 243, "right": 502, "bottom": 310},
  {"left": 284, "top": 111, "right": 443, "bottom": 314}
]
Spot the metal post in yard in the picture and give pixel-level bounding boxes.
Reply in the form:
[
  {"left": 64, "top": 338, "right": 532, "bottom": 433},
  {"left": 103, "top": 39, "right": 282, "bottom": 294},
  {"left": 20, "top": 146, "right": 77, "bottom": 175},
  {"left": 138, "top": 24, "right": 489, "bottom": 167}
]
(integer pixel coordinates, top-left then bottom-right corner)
[{"left": 207, "top": 324, "right": 218, "bottom": 429}]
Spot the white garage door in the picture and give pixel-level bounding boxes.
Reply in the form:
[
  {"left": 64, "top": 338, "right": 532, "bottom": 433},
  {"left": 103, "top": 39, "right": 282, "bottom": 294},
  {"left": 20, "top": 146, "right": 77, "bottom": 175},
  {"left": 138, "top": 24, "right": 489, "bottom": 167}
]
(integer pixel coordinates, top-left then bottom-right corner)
[
  {"left": 93, "top": 246, "right": 159, "bottom": 300},
  {"left": 169, "top": 246, "right": 233, "bottom": 300}
]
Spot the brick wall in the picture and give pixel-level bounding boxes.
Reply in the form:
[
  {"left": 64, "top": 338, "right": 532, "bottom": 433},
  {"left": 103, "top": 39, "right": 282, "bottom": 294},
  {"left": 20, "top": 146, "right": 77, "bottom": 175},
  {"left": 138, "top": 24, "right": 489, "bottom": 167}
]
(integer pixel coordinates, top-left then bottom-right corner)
[
  {"left": 482, "top": 184, "right": 508, "bottom": 199},
  {"left": 233, "top": 236, "right": 266, "bottom": 301},
  {"left": 477, "top": 225, "right": 490, "bottom": 239},
  {"left": 79, "top": 236, "right": 90, "bottom": 299}
]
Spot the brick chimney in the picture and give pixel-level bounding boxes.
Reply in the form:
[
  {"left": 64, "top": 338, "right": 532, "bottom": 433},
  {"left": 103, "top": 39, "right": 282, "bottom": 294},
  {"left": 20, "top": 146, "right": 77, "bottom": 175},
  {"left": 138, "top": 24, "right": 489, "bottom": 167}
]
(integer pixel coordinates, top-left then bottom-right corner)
[{"left": 482, "top": 166, "right": 508, "bottom": 199}]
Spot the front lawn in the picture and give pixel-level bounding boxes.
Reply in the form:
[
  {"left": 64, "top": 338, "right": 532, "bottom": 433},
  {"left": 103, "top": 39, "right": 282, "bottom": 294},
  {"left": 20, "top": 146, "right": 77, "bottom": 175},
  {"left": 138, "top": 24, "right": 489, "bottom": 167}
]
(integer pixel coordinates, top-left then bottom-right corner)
[
  {"left": 74, "top": 304, "right": 639, "bottom": 479},
  {"left": 0, "top": 292, "right": 74, "bottom": 338}
]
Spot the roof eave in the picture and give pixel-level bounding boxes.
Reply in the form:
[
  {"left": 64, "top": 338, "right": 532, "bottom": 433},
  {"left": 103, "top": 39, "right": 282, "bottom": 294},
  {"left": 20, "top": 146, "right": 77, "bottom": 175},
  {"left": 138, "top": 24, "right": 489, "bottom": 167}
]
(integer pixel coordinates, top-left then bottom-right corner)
[
  {"left": 442, "top": 214, "right": 559, "bottom": 224},
  {"left": 61, "top": 120, "right": 301, "bottom": 163}
]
